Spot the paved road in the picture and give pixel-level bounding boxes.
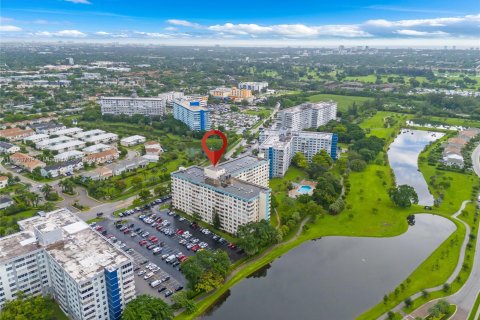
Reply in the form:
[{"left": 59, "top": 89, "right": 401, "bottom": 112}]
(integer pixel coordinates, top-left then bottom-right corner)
[
  {"left": 472, "top": 143, "right": 480, "bottom": 178},
  {"left": 225, "top": 102, "right": 280, "bottom": 159}
]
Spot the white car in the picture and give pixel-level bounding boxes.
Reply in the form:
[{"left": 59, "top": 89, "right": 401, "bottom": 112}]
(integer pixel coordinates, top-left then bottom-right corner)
[{"left": 143, "top": 272, "right": 154, "bottom": 280}]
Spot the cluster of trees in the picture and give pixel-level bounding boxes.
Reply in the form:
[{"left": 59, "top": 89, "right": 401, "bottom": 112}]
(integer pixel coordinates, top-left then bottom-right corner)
[
  {"left": 181, "top": 249, "right": 231, "bottom": 293},
  {"left": 312, "top": 172, "right": 344, "bottom": 215},
  {"left": 317, "top": 120, "right": 365, "bottom": 144},
  {"left": 350, "top": 136, "right": 385, "bottom": 163},
  {"left": 73, "top": 165, "right": 170, "bottom": 200},
  {"left": 122, "top": 295, "right": 173, "bottom": 320},
  {"left": 0, "top": 292, "right": 58, "bottom": 320},
  {"left": 276, "top": 196, "right": 324, "bottom": 236},
  {"left": 236, "top": 220, "right": 280, "bottom": 256}
]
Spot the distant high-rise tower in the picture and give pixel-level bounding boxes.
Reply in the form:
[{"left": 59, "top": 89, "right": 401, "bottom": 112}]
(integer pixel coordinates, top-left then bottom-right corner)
[{"left": 66, "top": 57, "right": 74, "bottom": 65}]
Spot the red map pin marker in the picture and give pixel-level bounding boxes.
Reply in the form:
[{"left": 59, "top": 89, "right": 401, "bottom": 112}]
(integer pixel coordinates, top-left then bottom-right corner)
[{"left": 201, "top": 130, "right": 228, "bottom": 166}]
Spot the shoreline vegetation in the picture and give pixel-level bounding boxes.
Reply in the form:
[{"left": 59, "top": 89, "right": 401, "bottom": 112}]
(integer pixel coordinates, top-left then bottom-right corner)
[{"left": 175, "top": 109, "right": 479, "bottom": 320}]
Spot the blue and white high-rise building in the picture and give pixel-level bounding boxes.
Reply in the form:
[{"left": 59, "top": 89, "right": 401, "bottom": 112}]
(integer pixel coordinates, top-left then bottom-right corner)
[
  {"left": 0, "top": 208, "right": 135, "bottom": 320},
  {"left": 173, "top": 98, "right": 210, "bottom": 131},
  {"left": 259, "top": 129, "right": 338, "bottom": 178}
]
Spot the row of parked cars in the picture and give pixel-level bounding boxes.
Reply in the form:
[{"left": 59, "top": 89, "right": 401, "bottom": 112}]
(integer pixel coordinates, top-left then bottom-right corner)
[
  {"left": 137, "top": 261, "right": 183, "bottom": 298},
  {"left": 118, "top": 196, "right": 171, "bottom": 217}
]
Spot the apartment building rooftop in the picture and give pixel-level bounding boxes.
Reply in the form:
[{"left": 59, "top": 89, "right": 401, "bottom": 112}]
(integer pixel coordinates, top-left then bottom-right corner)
[
  {"left": 3, "top": 208, "right": 131, "bottom": 282},
  {"left": 0, "top": 231, "right": 40, "bottom": 264},
  {"left": 173, "top": 165, "right": 269, "bottom": 200},
  {"left": 217, "top": 155, "right": 269, "bottom": 175},
  {"left": 74, "top": 129, "right": 105, "bottom": 139},
  {"left": 100, "top": 96, "right": 166, "bottom": 101}
]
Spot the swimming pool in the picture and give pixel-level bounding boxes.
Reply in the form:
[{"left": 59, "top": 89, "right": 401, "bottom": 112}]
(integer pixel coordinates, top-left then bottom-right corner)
[{"left": 297, "top": 185, "right": 312, "bottom": 194}]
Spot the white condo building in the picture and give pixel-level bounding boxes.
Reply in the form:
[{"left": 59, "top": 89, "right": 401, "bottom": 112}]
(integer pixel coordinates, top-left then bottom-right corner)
[
  {"left": 276, "top": 102, "right": 337, "bottom": 131},
  {"left": 259, "top": 129, "right": 338, "bottom": 178},
  {"left": 99, "top": 95, "right": 166, "bottom": 117},
  {"left": 238, "top": 82, "right": 269, "bottom": 92},
  {"left": 0, "top": 208, "right": 135, "bottom": 320},
  {"left": 171, "top": 156, "right": 270, "bottom": 234}
]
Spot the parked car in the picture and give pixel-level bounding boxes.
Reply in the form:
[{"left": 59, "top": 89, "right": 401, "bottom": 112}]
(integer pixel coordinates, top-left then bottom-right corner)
[
  {"left": 157, "top": 286, "right": 167, "bottom": 293},
  {"left": 164, "top": 290, "right": 173, "bottom": 297},
  {"left": 143, "top": 272, "right": 154, "bottom": 280}
]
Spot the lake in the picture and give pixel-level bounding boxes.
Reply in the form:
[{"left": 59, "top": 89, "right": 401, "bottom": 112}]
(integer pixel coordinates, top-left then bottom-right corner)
[
  {"left": 388, "top": 129, "right": 445, "bottom": 206},
  {"left": 202, "top": 215, "right": 455, "bottom": 320}
]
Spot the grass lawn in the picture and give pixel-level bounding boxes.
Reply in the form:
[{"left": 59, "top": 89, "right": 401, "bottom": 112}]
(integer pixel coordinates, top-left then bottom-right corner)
[
  {"left": 86, "top": 217, "right": 105, "bottom": 224},
  {"left": 468, "top": 292, "right": 480, "bottom": 320},
  {"left": 308, "top": 93, "right": 373, "bottom": 112},
  {"left": 418, "top": 138, "right": 479, "bottom": 215},
  {"left": 360, "top": 111, "right": 413, "bottom": 140},
  {"left": 403, "top": 202, "right": 479, "bottom": 314},
  {"left": 177, "top": 111, "right": 477, "bottom": 320},
  {"left": 0, "top": 209, "right": 38, "bottom": 236},
  {"left": 51, "top": 301, "right": 69, "bottom": 320},
  {"left": 412, "top": 116, "right": 480, "bottom": 129}
]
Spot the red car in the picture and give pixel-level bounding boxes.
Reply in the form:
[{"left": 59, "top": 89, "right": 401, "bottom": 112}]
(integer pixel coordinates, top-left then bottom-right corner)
[
  {"left": 178, "top": 256, "right": 188, "bottom": 262},
  {"left": 156, "top": 225, "right": 163, "bottom": 231},
  {"left": 191, "top": 245, "right": 200, "bottom": 252},
  {"left": 176, "top": 229, "right": 184, "bottom": 235},
  {"left": 228, "top": 243, "right": 237, "bottom": 249},
  {"left": 123, "top": 229, "right": 131, "bottom": 234},
  {"left": 139, "top": 240, "right": 148, "bottom": 246},
  {"left": 96, "top": 226, "right": 105, "bottom": 232},
  {"left": 156, "top": 217, "right": 163, "bottom": 222},
  {"left": 150, "top": 237, "right": 158, "bottom": 243}
]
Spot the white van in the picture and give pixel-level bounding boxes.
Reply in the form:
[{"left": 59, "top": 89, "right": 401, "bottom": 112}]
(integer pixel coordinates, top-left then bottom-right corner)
[
  {"left": 150, "top": 280, "right": 161, "bottom": 288},
  {"left": 165, "top": 255, "right": 176, "bottom": 263}
]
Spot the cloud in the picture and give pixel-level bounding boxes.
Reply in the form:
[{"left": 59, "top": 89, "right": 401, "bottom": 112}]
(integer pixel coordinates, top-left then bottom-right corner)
[
  {"left": 0, "top": 17, "right": 14, "bottom": 23},
  {"left": 36, "top": 29, "right": 86, "bottom": 37},
  {"left": 207, "top": 23, "right": 371, "bottom": 37},
  {"left": 164, "top": 26, "right": 177, "bottom": 31},
  {"left": 135, "top": 32, "right": 172, "bottom": 38},
  {"left": 65, "top": 0, "right": 91, "bottom": 4},
  {"left": 166, "top": 19, "right": 201, "bottom": 28},
  {"left": 0, "top": 25, "right": 22, "bottom": 32},
  {"left": 365, "top": 14, "right": 480, "bottom": 28},
  {"left": 394, "top": 29, "right": 449, "bottom": 36},
  {"left": 95, "top": 31, "right": 110, "bottom": 35}
]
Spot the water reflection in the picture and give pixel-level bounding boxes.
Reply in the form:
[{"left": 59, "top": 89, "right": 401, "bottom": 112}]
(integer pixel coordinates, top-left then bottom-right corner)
[
  {"left": 388, "top": 129, "right": 444, "bottom": 206},
  {"left": 202, "top": 215, "right": 455, "bottom": 320}
]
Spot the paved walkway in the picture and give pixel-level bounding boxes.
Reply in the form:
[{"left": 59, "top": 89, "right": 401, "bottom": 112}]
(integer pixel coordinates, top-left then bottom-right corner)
[{"left": 377, "top": 200, "right": 476, "bottom": 320}]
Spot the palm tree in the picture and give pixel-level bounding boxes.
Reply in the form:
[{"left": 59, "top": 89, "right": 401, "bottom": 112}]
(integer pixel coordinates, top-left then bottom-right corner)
[
  {"left": 41, "top": 184, "right": 53, "bottom": 198},
  {"left": 30, "top": 193, "right": 40, "bottom": 207}
]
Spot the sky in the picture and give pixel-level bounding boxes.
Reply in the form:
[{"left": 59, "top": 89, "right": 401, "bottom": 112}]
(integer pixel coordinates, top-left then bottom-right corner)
[{"left": 0, "top": 0, "right": 479, "bottom": 47}]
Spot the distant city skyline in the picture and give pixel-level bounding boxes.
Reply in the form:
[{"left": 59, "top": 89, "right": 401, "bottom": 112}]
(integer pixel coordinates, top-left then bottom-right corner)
[{"left": 0, "top": 0, "right": 479, "bottom": 47}]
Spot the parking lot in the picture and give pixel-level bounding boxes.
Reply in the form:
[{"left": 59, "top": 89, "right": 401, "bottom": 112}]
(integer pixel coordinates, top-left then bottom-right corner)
[{"left": 93, "top": 201, "right": 244, "bottom": 300}]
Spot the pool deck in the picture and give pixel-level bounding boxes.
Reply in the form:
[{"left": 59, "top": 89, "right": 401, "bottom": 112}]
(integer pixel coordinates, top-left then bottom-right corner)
[{"left": 288, "top": 180, "right": 317, "bottom": 198}]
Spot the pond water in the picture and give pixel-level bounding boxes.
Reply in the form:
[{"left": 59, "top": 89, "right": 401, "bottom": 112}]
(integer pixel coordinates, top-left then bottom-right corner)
[
  {"left": 388, "top": 129, "right": 445, "bottom": 206},
  {"left": 202, "top": 215, "right": 455, "bottom": 320}
]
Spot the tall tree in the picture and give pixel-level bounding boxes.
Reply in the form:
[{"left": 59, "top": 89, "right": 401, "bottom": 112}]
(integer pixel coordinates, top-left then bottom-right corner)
[
  {"left": 389, "top": 185, "right": 419, "bottom": 208},
  {"left": 122, "top": 295, "right": 173, "bottom": 320},
  {"left": 212, "top": 209, "right": 221, "bottom": 230}
]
